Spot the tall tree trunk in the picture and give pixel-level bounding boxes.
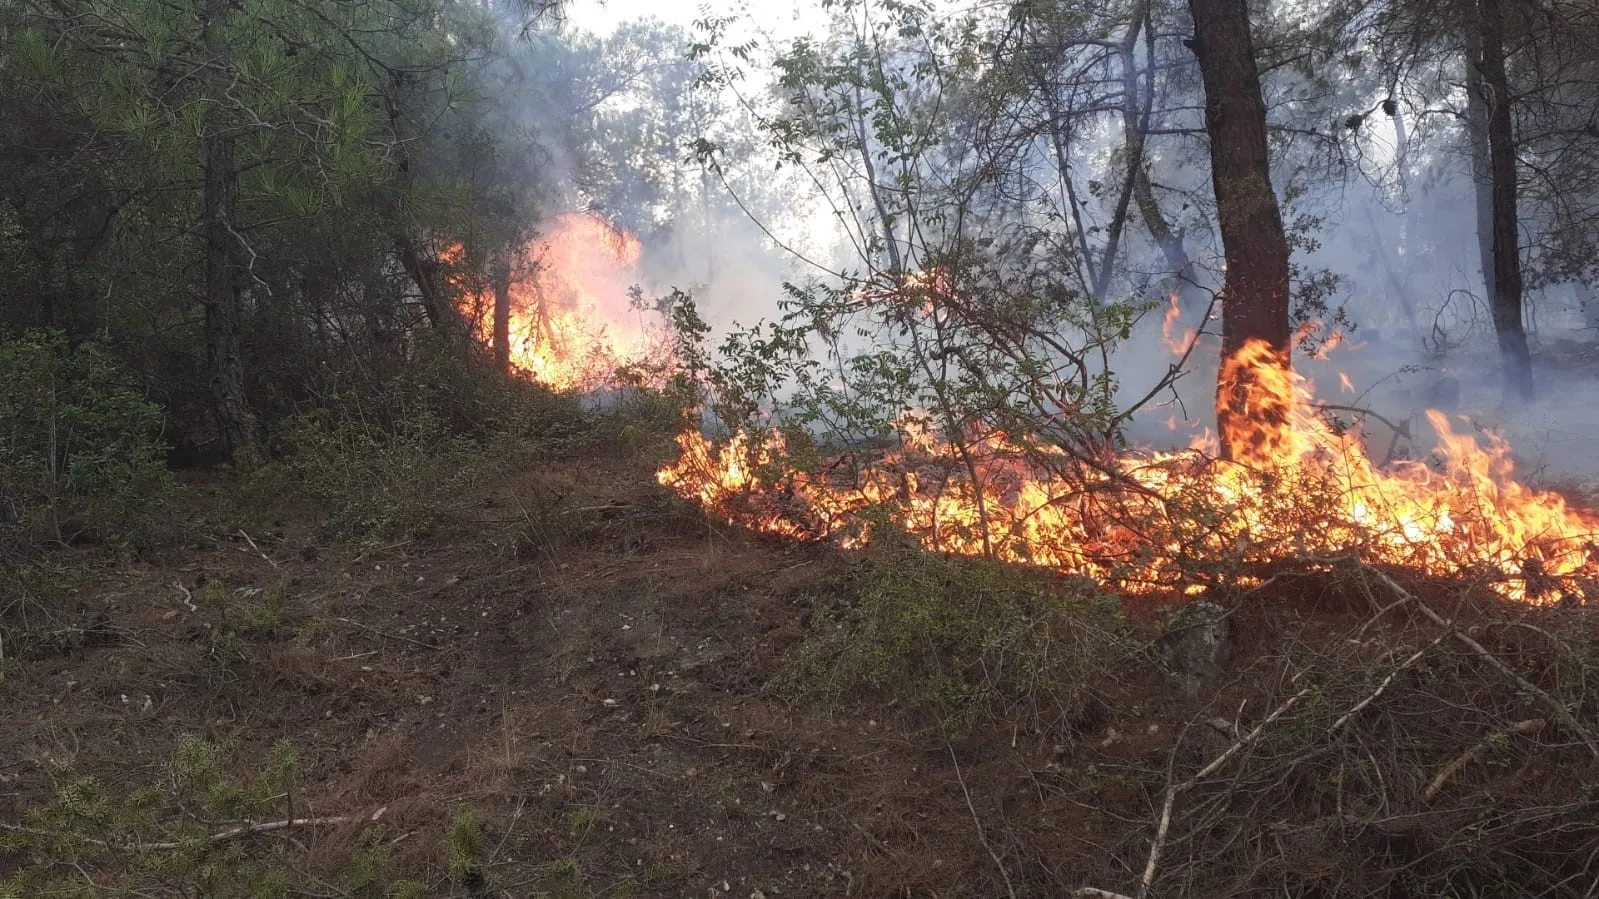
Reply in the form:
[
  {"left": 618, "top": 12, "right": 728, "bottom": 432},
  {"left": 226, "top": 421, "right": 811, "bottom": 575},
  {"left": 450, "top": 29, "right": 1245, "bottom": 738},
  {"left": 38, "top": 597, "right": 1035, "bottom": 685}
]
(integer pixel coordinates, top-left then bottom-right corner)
[
  {"left": 853, "top": 83, "right": 903, "bottom": 274},
  {"left": 202, "top": 0, "right": 259, "bottom": 466},
  {"left": 1382, "top": 100, "right": 1422, "bottom": 339},
  {"left": 1188, "top": 0, "right": 1293, "bottom": 461},
  {"left": 1094, "top": 0, "right": 1151, "bottom": 301},
  {"left": 1579, "top": 283, "right": 1599, "bottom": 336},
  {"left": 1474, "top": 0, "right": 1535, "bottom": 400},
  {"left": 1463, "top": 28, "right": 1496, "bottom": 323},
  {"left": 491, "top": 253, "right": 512, "bottom": 374},
  {"left": 398, "top": 241, "right": 456, "bottom": 333},
  {"left": 1127, "top": 10, "right": 1204, "bottom": 316}
]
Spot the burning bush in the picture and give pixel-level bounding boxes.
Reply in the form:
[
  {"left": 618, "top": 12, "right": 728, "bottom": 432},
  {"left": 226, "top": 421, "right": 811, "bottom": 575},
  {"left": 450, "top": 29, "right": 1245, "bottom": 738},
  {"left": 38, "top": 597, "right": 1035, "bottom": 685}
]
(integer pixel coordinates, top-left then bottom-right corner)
[{"left": 660, "top": 340, "right": 1599, "bottom": 604}]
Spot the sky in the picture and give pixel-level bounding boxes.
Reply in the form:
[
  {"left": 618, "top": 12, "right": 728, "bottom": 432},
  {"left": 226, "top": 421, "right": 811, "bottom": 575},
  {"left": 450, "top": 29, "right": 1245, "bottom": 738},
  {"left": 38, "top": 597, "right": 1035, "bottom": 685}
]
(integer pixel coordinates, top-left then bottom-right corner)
[
  {"left": 564, "top": 0, "right": 696, "bottom": 32},
  {"left": 565, "top": 0, "right": 813, "bottom": 37}
]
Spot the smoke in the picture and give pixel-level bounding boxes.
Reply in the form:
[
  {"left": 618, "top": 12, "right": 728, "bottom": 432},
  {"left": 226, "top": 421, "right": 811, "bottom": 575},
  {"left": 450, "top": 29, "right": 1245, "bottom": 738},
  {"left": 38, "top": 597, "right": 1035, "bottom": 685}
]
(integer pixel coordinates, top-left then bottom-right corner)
[
  {"left": 500, "top": 3, "right": 1599, "bottom": 487},
  {"left": 462, "top": 7, "right": 808, "bottom": 365}
]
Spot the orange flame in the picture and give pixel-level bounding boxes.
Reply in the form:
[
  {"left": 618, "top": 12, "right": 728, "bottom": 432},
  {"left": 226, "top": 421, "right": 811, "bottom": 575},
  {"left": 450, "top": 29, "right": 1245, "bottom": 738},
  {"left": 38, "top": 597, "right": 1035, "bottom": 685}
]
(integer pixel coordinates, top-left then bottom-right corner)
[
  {"left": 460, "top": 214, "right": 663, "bottom": 391},
  {"left": 658, "top": 339, "right": 1599, "bottom": 603},
  {"left": 1161, "top": 292, "right": 1195, "bottom": 354}
]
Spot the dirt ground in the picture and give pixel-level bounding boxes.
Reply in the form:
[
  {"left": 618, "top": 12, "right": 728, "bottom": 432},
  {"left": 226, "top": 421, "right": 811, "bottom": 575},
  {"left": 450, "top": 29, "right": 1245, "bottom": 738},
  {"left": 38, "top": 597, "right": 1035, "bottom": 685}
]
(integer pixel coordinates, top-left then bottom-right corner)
[
  {"left": 0, "top": 448, "right": 1083, "bottom": 896},
  {"left": 5, "top": 441, "right": 1599, "bottom": 897}
]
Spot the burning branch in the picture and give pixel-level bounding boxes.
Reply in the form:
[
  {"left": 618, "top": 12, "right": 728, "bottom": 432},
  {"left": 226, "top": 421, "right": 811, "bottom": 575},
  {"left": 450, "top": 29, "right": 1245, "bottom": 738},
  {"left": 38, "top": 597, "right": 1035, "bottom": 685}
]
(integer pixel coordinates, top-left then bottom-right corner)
[{"left": 662, "top": 338, "right": 1599, "bottom": 605}]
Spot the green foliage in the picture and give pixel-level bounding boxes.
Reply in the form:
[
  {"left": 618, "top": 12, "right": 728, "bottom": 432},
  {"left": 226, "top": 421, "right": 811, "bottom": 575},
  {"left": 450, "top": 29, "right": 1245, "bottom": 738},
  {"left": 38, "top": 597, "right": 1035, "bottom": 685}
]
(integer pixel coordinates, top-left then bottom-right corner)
[
  {"left": 0, "top": 331, "right": 174, "bottom": 555},
  {"left": 238, "top": 350, "right": 595, "bottom": 547},
  {"left": 782, "top": 544, "right": 1137, "bottom": 735},
  {"left": 243, "top": 401, "right": 471, "bottom": 547},
  {"left": 0, "top": 737, "right": 420, "bottom": 897},
  {"left": 0, "top": 563, "right": 91, "bottom": 677},
  {"left": 683, "top": 4, "right": 1159, "bottom": 552},
  {"left": 443, "top": 806, "right": 487, "bottom": 888}
]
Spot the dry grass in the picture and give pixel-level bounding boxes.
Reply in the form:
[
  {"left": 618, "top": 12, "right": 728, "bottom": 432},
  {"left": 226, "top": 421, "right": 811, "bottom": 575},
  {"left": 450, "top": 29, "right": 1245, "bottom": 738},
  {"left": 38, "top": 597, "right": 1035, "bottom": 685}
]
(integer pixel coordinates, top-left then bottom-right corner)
[{"left": 5, "top": 423, "right": 1599, "bottom": 897}]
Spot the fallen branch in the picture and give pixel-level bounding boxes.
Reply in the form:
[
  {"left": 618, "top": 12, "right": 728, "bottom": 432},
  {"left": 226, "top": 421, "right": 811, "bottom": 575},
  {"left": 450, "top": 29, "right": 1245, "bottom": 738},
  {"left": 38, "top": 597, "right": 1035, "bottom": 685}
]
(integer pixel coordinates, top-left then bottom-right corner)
[
  {"left": 237, "top": 529, "right": 280, "bottom": 568},
  {"left": 1423, "top": 718, "right": 1546, "bottom": 802},
  {"left": 1328, "top": 631, "right": 1448, "bottom": 736},
  {"left": 1355, "top": 563, "right": 1599, "bottom": 758},
  {"left": 335, "top": 617, "right": 439, "bottom": 650},
  {"left": 1135, "top": 686, "right": 1312, "bottom": 898},
  {"left": 948, "top": 742, "right": 1018, "bottom": 899}
]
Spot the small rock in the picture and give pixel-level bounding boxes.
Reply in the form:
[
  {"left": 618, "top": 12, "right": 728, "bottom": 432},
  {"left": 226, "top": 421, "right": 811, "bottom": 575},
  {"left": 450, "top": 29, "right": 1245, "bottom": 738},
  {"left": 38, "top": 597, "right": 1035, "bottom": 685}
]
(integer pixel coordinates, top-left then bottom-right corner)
[{"left": 1159, "top": 600, "right": 1233, "bottom": 695}]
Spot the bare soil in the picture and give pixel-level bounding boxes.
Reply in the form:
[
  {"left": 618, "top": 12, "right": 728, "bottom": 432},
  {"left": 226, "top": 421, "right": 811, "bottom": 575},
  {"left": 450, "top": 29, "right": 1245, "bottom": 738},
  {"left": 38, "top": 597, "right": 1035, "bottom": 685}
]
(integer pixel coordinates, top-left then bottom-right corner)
[{"left": 5, "top": 440, "right": 1599, "bottom": 897}]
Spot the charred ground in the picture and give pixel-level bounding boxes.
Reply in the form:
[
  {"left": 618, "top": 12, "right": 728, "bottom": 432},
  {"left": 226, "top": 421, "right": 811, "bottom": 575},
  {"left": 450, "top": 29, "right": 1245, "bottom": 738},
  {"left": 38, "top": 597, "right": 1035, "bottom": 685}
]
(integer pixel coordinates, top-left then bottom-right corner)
[{"left": 4, "top": 404, "right": 1599, "bottom": 898}]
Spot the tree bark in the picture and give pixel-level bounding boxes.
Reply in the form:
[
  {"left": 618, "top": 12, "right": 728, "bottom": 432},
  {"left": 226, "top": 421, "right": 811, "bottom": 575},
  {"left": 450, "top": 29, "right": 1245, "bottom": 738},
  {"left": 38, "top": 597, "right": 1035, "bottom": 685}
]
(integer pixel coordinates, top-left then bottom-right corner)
[
  {"left": 202, "top": 0, "right": 259, "bottom": 466},
  {"left": 1474, "top": 0, "right": 1535, "bottom": 400},
  {"left": 397, "top": 240, "right": 460, "bottom": 335},
  {"left": 1463, "top": 26, "right": 1496, "bottom": 321},
  {"left": 1188, "top": 0, "right": 1294, "bottom": 461},
  {"left": 1095, "top": 0, "right": 1151, "bottom": 301},
  {"left": 1127, "top": 10, "right": 1203, "bottom": 316}
]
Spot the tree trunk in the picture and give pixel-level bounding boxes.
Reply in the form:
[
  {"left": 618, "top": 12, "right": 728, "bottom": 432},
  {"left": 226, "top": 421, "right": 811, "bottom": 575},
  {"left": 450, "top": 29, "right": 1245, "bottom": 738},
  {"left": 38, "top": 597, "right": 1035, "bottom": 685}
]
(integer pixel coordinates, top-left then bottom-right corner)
[
  {"left": 1128, "top": 10, "right": 1204, "bottom": 317},
  {"left": 1579, "top": 283, "right": 1599, "bottom": 336},
  {"left": 202, "top": 0, "right": 259, "bottom": 466},
  {"left": 1188, "top": 0, "right": 1294, "bottom": 461},
  {"left": 1382, "top": 101, "right": 1421, "bottom": 339},
  {"left": 491, "top": 253, "right": 512, "bottom": 374},
  {"left": 1463, "top": 27, "right": 1496, "bottom": 322},
  {"left": 397, "top": 240, "right": 460, "bottom": 335},
  {"left": 853, "top": 83, "right": 903, "bottom": 274},
  {"left": 1474, "top": 0, "right": 1535, "bottom": 400},
  {"left": 1095, "top": 0, "right": 1151, "bottom": 301}
]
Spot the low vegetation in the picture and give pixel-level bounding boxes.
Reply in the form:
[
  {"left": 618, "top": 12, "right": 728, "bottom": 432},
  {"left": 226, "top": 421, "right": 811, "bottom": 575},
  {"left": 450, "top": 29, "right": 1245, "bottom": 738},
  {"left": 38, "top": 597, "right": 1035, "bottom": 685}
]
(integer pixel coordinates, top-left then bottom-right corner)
[{"left": 2, "top": 368, "right": 1597, "bottom": 896}]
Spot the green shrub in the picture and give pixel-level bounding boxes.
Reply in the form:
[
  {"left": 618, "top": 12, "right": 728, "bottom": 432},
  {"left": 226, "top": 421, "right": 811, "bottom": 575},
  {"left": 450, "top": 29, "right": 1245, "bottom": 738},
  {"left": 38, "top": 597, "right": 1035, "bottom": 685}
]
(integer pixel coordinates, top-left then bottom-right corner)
[
  {"left": 0, "top": 562, "right": 91, "bottom": 669},
  {"left": 0, "top": 330, "right": 173, "bottom": 555},
  {"left": 781, "top": 544, "right": 1139, "bottom": 735},
  {"left": 242, "top": 400, "right": 472, "bottom": 546},
  {"left": 0, "top": 737, "right": 424, "bottom": 897},
  {"left": 240, "top": 352, "right": 596, "bottom": 547}
]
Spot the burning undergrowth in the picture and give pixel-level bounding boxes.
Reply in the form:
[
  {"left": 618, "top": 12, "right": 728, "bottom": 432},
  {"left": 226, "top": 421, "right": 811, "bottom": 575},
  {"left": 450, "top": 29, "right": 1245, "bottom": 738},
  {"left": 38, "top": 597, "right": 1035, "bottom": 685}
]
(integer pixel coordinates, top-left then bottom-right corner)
[{"left": 659, "top": 340, "right": 1599, "bottom": 605}]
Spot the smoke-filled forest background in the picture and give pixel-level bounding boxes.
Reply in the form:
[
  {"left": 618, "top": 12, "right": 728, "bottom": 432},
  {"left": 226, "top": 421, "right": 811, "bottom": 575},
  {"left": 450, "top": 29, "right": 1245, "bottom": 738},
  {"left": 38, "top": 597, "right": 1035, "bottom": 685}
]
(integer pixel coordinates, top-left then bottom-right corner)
[
  {"left": 5, "top": 0, "right": 1599, "bottom": 482},
  {"left": 7, "top": 0, "right": 1599, "bottom": 895}
]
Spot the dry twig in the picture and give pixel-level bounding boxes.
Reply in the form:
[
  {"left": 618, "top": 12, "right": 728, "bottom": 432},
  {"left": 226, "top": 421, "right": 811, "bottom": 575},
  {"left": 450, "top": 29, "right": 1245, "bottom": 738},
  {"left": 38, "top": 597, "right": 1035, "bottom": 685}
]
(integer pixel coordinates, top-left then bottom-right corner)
[
  {"left": 334, "top": 616, "right": 439, "bottom": 650},
  {"left": 237, "top": 529, "right": 280, "bottom": 568},
  {"left": 1328, "top": 630, "right": 1448, "bottom": 736},
  {"left": 1124, "top": 686, "right": 1312, "bottom": 899},
  {"left": 1355, "top": 563, "right": 1599, "bottom": 758},
  {"left": 947, "top": 742, "right": 1019, "bottom": 899},
  {"left": 0, "top": 809, "right": 381, "bottom": 852},
  {"left": 1423, "top": 718, "right": 1546, "bottom": 802}
]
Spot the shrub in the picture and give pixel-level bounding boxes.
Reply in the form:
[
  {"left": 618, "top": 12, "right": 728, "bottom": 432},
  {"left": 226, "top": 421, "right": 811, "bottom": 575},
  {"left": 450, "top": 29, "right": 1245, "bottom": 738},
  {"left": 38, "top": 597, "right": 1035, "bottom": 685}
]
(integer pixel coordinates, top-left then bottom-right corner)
[
  {"left": 781, "top": 543, "right": 1140, "bottom": 735},
  {"left": 0, "top": 737, "right": 427, "bottom": 897},
  {"left": 242, "top": 400, "right": 472, "bottom": 546},
  {"left": 0, "top": 330, "right": 173, "bottom": 556}
]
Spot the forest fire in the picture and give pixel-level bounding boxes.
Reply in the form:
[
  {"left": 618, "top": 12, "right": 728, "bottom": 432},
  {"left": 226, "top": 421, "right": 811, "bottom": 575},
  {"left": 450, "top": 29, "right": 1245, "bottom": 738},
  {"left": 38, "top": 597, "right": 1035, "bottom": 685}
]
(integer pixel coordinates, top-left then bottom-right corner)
[
  {"left": 463, "top": 214, "right": 662, "bottom": 391},
  {"left": 658, "top": 340, "right": 1599, "bottom": 603}
]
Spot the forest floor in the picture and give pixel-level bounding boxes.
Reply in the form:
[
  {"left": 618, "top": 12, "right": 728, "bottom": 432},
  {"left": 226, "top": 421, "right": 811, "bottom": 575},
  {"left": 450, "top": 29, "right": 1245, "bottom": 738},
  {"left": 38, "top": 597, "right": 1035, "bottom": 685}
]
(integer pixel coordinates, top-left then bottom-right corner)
[{"left": 5, "top": 419, "right": 1599, "bottom": 897}]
